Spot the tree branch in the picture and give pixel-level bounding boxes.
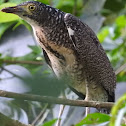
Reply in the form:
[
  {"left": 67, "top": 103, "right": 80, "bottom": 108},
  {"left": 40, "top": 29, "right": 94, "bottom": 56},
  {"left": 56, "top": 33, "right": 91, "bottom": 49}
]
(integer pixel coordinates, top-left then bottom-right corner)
[
  {"left": 31, "top": 104, "right": 48, "bottom": 125},
  {"left": 1, "top": 67, "right": 23, "bottom": 79},
  {"left": 0, "top": 90, "right": 114, "bottom": 109},
  {"left": 0, "top": 59, "right": 43, "bottom": 65},
  {"left": 73, "top": 0, "right": 77, "bottom": 15},
  {"left": 1, "top": 59, "right": 126, "bottom": 75},
  {"left": 115, "top": 63, "right": 126, "bottom": 75},
  {"left": 0, "top": 112, "right": 32, "bottom": 126}
]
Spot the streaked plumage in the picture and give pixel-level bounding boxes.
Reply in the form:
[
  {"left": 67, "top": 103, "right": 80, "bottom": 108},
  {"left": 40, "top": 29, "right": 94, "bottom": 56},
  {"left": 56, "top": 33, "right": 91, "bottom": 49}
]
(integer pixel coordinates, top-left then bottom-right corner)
[{"left": 2, "top": 1, "right": 116, "bottom": 113}]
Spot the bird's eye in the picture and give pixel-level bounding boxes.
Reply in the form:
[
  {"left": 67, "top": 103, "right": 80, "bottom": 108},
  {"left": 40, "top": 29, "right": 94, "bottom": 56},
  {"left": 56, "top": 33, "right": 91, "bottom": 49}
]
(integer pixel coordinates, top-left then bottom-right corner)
[{"left": 29, "top": 5, "right": 36, "bottom": 11}]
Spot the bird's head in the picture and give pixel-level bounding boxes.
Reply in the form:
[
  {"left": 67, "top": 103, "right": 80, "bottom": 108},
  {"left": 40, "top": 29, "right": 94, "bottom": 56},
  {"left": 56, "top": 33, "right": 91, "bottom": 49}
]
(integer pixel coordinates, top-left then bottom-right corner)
[{"left": 1, "top": 1, "right": 56, "bottom": 27}]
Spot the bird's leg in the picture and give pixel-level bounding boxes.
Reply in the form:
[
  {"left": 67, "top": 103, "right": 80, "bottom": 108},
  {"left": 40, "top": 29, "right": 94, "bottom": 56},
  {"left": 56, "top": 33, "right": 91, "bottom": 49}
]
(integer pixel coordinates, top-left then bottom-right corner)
[
  {"left": 55, "top": 92, "right": 66, "bottom": 126},
  {"left": 85, "top": 83, "right": 90, "bottom": 116}
]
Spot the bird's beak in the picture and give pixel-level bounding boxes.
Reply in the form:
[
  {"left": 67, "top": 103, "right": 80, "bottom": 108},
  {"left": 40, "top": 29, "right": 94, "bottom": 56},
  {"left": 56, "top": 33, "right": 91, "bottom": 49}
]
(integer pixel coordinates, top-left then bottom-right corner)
[{"left": 1, "top": 6, "right": 24, "bottom": 14}]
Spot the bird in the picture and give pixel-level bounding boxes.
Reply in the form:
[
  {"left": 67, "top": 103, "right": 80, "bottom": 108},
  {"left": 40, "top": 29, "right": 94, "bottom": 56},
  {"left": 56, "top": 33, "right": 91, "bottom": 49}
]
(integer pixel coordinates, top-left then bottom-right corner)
[{"left": 1, "top": 1, "right": 116, "bottom": 114}]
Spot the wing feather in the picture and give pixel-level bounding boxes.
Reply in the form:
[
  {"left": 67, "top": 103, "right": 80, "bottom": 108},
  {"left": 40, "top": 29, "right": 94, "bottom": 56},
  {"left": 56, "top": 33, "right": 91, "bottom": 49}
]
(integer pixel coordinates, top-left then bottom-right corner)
[{"left": 64, "top": 13, "right": 116, "bottom": 98}]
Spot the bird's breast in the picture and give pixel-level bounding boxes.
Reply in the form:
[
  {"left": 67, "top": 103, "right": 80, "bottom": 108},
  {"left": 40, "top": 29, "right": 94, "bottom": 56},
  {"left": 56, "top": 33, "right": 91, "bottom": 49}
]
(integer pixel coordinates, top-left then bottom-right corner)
[{"left": 33, "top": 26, "right": 87, "bottom": 95}]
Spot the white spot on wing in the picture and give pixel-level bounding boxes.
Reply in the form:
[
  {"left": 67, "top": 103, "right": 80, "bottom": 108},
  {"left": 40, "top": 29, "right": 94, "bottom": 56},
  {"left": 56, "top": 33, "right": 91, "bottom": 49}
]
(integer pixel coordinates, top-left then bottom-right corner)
[
  {"left": 55, "top": 9, "right": 59, "bottom": 12},
  {"left": 48, "top": 7, "right": 52, "bottom": 12},
  {"left": 67, "top": 27, "right": 74, "bottom": 36},
  {"left": 64, "top": 13, "right": 69, "bottom": 19},
  {"left": 67, "top": 27, "right": 76, "bottom": 49}
]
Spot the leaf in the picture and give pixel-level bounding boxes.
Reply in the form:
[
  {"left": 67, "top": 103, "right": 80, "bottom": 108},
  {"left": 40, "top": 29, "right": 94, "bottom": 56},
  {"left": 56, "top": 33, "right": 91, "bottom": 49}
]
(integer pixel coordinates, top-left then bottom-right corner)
[
  {"left": 110, "top": 94, "right": 126, "bottom": 126},
  {"left": 0, "top": 0, "right": 4, "bottom": 4},
  {"left": 113, "top": 15, "right": 126, "bottom": 39},
  {"left": 97, "top": 27, "right": 109, "bottom": 43},
  {"left": 0, "top": 22, "right": 15, "bottom": 39},
  {"left": 0, "top": 3, "right": 19, "bottom": 23},
  {"left": 12, "top": 19, "right": 31, "bottom": 31},
  {"left": 75, "top": 113, "right": 110, "bottom": 126},
  {"left": 115, "top": 15, "right": 126, "bottom": 28},
  {"left": 37, "top": 0, "right": 50, "bottom": 5},
  {"left": 121, "top": 124, "right": 126, "bottom": 126},
  {"left": 20, "top": 20, "right": 31, "bottom": 31},
  {"left": 8, "top": 0, "right": 29, "bottom": 4},
  {"left": 42, "top": 119, "right": 57, "bottom": 126},
  {"left": 28, "top": 45, "right": 42, "bottom": 54}
]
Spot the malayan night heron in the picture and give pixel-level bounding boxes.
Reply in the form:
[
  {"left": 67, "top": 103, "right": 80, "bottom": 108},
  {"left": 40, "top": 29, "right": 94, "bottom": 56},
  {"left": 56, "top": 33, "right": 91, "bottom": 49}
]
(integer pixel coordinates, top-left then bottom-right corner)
[{"left": 1, "top": 1, "right": 116, "bottom": 116}]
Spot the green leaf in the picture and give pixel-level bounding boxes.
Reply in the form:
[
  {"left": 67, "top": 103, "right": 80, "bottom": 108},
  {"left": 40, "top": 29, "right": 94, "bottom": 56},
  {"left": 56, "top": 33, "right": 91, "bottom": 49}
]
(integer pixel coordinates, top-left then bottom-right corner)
[
  {"left": 115, "top": 15, "right": 126, "bottom": 28},
  {"left": 97, "top": 27, "right": 109, "bottom": 43},
  {"left": 12, "top": 19, "right": 31, "bottom": 31},
  {"left": 110, "top": 94, "right": 126, "bottom": 126},
  {"left": 0, "top": 3, "right": 19, "bottom": 23},
  {"left": 75, "top": 113, "right": 110, "bottom": 126},
  {"left": 0, "top": 0, "right": 4, "bottom": 4},
  {"left": 37, "top": 0, "right": 50, "bottom": 5},
  {"left": 113, "top": 15, "right": 126, "bottom": 39},
  {"left": 0, "top": 22, "right": 15, "bottom": 39},
  {"left": 28, "top": 45, "right": 42, "bottom": 54},
  {"left": 8, "top": 0, "right": 29, "bottom": 4},
  {"left": 13, "top": 45, "right": 43, "bottom": 74},
  {"left": 121, "top": 124, "right": 126, "bottom": 126},
  {"left": 20, "top": 20, "right": 31, "bottom": 31},
  {"left": 42, "top": 119, "right": 57, "bottom": 126}
]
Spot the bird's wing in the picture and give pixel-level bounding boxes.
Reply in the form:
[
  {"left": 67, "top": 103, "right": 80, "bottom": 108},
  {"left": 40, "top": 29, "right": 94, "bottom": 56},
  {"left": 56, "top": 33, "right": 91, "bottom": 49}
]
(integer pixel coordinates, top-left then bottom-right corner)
[
  {"left": 43, "top": 49, "right": 52, "bottom": 68},
  {"left": 64, "top": 13, "right": 116, "bottom": 97}
]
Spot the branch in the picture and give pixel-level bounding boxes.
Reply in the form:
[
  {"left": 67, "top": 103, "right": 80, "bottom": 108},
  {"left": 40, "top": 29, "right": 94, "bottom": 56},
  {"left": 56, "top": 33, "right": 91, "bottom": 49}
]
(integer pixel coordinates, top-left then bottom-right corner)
[
  {"left": 0, "top": 59, "right": 43, "bottom": 65},
  {"left": 0, "top": 112, "right": 32, "bottom": 126},
  {"left": 115, "top": 63, "right": 126, "bottom": 75},
  {"left": 0, "top": 90, "right": 114, "bottom": 109},
  {"left": 49, "top": 0, "right": 53, "bottom": 6},
  {"left": 31, "top": 104, "right": 48, "bottom": 125},
  {"left": 73, "top": 0, "right": 77, "bottom": 15},
  {"left": 1, "top": 59, "right": 126, "bottom": 75},
  {"left": 1, "top": 67, "right": 23, "bottom": 79}
]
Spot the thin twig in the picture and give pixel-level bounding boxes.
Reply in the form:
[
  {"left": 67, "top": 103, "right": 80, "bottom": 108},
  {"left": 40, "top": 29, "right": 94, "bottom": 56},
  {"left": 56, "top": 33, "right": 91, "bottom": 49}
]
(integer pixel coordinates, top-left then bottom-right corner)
[
  {"left": 1, "top": 59, "right": 43, "bottom": 65},
  {"left": 0, "top": 77, "right": 14, "bottom": 80},
  {"left": 115, "top": 63, "right": 126, "bottom": 75},
  {"left": 73, "top": 0, "right": 77, "bottom": 15},
  {"left": 0, "top": 67, "right": 3, "bottom": 74},
  {"left": 0, "top": 90, "right": 114, "bottom": 109},
  {"left": 1, "top": 59, "right": 126, "bottom": 75},
  {"left": 49, "top": 0, "right": 53, "bottom": 6},
  {"left": 32, "top": 104, "right": 48, "bottom": 125},
  {"left": 37, "top": 109, "right": 50, "bottom": 125},
  {"left": 1, "top": 67, "right": 23, "bottom": 79},
  {"left": 56, "top": 105, "right": 65, "bottom": 126}
]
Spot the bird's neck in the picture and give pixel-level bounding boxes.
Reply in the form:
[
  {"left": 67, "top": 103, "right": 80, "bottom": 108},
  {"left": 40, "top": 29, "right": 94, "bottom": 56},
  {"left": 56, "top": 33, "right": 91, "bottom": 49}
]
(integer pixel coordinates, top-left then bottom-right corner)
[
  {"left": 40, "top": 10, "right": 65, "bottom": 30},
  {"left": 33, "top": 13, "right": 70, "bottom": 47}
]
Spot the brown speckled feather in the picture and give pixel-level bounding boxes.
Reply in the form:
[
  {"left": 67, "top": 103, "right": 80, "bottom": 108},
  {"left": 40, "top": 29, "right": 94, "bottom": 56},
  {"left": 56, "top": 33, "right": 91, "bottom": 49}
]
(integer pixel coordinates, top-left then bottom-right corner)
[
  {"left": 64, "top": 13, "right": 116, "bottom": 103},
  {"left": 3, "top": 1, "right": 116, "bottom": 113}
]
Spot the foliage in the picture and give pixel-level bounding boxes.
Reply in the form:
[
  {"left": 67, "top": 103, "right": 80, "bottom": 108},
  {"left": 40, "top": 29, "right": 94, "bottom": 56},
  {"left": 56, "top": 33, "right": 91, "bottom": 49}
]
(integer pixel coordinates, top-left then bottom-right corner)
[
  {"left": 0, "top": 21, "right": 14, "bottom": 38},
  {"left": 0, "top": 3, "right": 19, "bottom": 23},
  {"left": 0, "top": 45, "right": 42, "bottom": 73},
  {"left": 76, "top": 113, "right": 110, "bottom": 126},
  {"left": 110, "top": 94, "right": 126, "bottom": 126},
  {"left": 42, "top": 119, "right": 57, "bottom": 126},
  {"left": 75, "top": 94, "right": 126, "bottom": 126},
  {"left": 97, "top": 14, "right": 126, "bottom": 81},
  {"left": 0, "top": 0, "right": 126, "bottom": 126}
]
